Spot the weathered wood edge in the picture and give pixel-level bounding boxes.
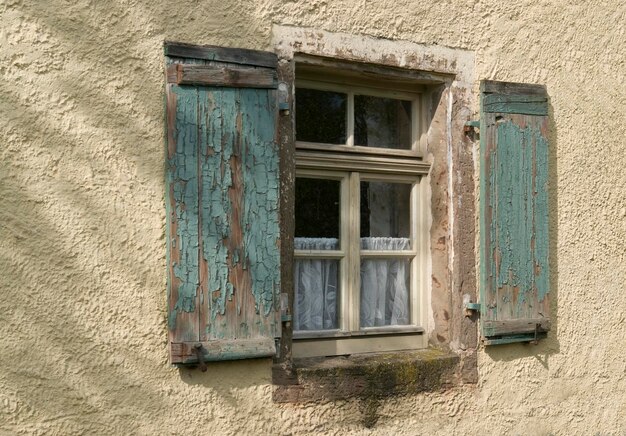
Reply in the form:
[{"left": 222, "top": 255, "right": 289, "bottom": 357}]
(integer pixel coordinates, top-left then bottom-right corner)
[
  {"left": 276, "top": 58, "right": 296, "bottom": 364},
  {"left": 480, "top": 80, "right": 547, "bottom": 96},
  {"left": 171, "top": 339, "right": 276, "bottom": 364},
  {"left": 165, "top": 41, "right": 278, "bottom": 69},
  {"left": 483, "top": 318, "right": 551, "bottom": 336},
  {"left": 166, "top": 64, "right": 278, "bottom": 88},
  {"left": 295, "top": 53, "right": 454, "bottom": 84},
  {"left": 483, "top": 332, "right": 547, "bottom": 346},
  {"left": 482, "top": 102, "right": 548, "bottom": 116}
]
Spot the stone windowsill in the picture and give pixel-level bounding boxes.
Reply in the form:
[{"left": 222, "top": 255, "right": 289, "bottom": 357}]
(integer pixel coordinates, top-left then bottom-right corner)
[{"left": 272, "top": 348, "right": 461, "bottom": 403}]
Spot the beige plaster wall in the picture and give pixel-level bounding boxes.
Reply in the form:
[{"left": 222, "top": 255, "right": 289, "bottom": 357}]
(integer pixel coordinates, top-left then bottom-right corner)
[{"left": 1, "top": 0, "right": 625, "bottom": 434}]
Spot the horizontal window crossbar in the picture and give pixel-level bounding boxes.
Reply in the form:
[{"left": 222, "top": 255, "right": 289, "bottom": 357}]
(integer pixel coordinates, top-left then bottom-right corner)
[
  {"left": 293, "top": 325, "right": 424, "bottom": 339},
  {"left": 294, "top": 250, "right": 344, "bottom": 258},
  {"left": 297, "top": 141, "right": 421, "bottom": 158},
  {"left": 360, "top": 250, "right": 416, "bottom": 257},
  {"left": 296, "top": 150, "right": 430, "bottom": 176}
]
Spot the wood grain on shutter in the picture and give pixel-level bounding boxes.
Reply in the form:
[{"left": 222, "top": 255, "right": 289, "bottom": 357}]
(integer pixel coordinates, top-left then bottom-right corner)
[
  {"left": 166, "top": 64, "right": 278, "bottom": 88},
  {"left": 166, "top": 45, "right": 281, "bottom": 363},
  {"left": 479, "top": 80, "right": 550, "bottom": 345},
  {"left": 166, "top": 86, "right": 201, "bottom": 344},
  {"left": 165, "top": 41, "right": 278, "bottom": 69}
]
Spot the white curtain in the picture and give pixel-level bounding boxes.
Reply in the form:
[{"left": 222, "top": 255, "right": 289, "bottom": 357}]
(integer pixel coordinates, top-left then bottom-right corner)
[
  {"left": 294, "top": 238, "right": 339, "bottom": 330},
  {"left": 360, "top": 237, "right": 410, "bottom": 327},
  {"left": 294, "top": 237, "right": 410, "bottom": 331}
]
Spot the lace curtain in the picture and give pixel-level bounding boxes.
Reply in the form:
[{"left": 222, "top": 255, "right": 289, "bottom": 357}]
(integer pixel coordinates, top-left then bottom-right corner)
[{"left": 294, "top": 237, "right": 410, "bottom": 330}]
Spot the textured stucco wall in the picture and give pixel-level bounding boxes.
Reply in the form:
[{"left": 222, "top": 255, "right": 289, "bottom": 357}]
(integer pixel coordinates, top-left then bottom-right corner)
[{"left": 1, "top": 1, "right": 625, "bottom": 434}]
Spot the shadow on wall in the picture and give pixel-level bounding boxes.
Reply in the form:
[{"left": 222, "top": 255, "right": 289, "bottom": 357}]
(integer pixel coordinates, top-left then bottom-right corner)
[
  {"left": 484, "top": 98, "right": 560, "bottom": 366},
  {"left": 0, "top": 0, "right": 276, "bottom": 433}
]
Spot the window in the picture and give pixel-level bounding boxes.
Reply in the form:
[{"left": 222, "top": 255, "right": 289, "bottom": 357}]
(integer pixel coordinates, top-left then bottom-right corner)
[
  {"left": 165, "top": 36, "right": 484, "bottom": 394},
  {"left": 292, "top": 69, "right": 430, "bottom": 357}
]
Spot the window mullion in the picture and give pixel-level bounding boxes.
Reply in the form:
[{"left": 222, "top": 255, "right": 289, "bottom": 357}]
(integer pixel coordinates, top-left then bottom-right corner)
[
  {"left": 346, "top": 92, "right": 355, "bottom": 147},
  {"left": 411, "top": 178, "right": 423, "bottom": 327},
  {"left": 339, "top": 175, "right": 351, "bottom": 332},
  {"left": 347, "top": 172, "right": 360, "bottom": 331}
]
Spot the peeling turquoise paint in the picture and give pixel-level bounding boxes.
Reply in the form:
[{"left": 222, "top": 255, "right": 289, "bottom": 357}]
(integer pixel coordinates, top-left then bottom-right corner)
[
  {"left": 239, "top": 88, "right": 280, "bottom": 317},
  {"left": 489, "top": 120, "right": 549, "bottom": 318},
  {"left": 200, "top": 87, "right": 235, "bottom": 319},
  {"left": 169, "top": 86, "right": 200, "bottom": 316},
  {"left": 533, "top": 133, "right": 549, "bottom": 302},
  {"left": 194, "top": 85, "right": 280, "bottom": 338},
  {"left": 483, "top": 94, "right": 548, "bottom": 116}
]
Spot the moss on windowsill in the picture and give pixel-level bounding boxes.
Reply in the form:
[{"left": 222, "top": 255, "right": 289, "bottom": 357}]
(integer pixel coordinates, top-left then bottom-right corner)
[{"left": 272, "top": 348, "right": 460, "bottom": 404}]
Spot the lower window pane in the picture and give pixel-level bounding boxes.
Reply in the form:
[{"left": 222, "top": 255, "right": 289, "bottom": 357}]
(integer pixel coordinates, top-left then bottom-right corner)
[
  {"left": 360, "top": 258, "right": 410, "bottom": 327},
  {"left": 294, "top": 259, "right": 339, "bottom": 330}
]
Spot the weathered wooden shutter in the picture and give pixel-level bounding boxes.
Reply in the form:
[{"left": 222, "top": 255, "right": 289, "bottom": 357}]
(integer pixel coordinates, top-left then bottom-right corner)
[
  {"left": 478, "top": 80, "right": 550, "bottom": 345},
  {"left": 165, "top": 42, "right": 281, "bottom": 364}
]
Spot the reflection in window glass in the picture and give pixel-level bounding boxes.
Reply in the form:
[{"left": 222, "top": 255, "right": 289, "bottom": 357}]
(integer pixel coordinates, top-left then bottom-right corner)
[
  {"left": 354, "top": 95, "right": 412, "bottom": 149},
  {"left": 296, "top": 88, "right": 347, "bottom": 144},
  {"left": 295, "top": 178, "right": 340, "bottom": 249},
  {"left": 360, "top": 181, "right": 411, "bottom": 249}
]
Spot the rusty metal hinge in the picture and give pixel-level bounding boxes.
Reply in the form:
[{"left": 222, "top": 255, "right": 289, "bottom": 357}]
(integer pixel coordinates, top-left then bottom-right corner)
[
  {"left": 463, "top": 293, "right": 480, "bottom": 317},
  {"left": 464, "top": 120, "right": 480, "bottom": 138}
]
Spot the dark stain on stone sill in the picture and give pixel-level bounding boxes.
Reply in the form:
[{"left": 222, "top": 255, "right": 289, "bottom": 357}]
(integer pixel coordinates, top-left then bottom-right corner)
[{"left": 272, "top": 348, "right": 460, "bottom": 404}]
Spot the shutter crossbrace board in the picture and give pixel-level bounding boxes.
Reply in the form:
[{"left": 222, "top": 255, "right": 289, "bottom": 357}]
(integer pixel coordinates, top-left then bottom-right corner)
[
  {"left": 482, "top": 318, "right": 551, "bottom": 337},
  {"left": 166, "top": 64, "right": 278, "bottom": 88},
  {"left": 171, "top": 338, "right": 277, "bottom": 365},
  {"left": 483, "top": 332, "right": 547, "bottom": 346}
]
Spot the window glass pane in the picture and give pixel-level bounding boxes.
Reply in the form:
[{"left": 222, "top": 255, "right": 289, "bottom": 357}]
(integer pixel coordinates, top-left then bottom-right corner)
[
  {"left": 295, "top": 178, "right": 340, "bottom": 250},
  {"left": 294, "top": 259, "right": 339, "bottom": 330},
  {"left": 354, "top": 95, "right": 412, "bottom": 149},
  {"left": 360, "top": 181, "right": 411, "bottom": 249},
  {"left": 360, "top": 258, "right": 410, "bottom": 327},
  {"left": 296, "top": 88, "right": 347, "bottom": 144}
]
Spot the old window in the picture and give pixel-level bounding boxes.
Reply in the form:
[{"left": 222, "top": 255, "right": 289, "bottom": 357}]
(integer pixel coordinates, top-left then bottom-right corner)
[
  {"left": 165, "top": 36, "right": 483, "bottom": 396},
  {"left": 292, "top": 66, "right": 431, "bottom": 357}
]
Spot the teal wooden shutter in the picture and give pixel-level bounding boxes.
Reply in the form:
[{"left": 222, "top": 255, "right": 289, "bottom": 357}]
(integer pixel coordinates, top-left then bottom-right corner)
[
  {"left": 165, "top": 43, "right": 281, "bottom": 364},
  {"left": 478, "top": 80, "right": 550, "bottom": 345}
]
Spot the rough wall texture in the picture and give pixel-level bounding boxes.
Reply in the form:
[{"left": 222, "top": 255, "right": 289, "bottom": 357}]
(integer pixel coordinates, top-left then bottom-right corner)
[{"left": 1, "top": 0, "right": 625, "bottom": 434}]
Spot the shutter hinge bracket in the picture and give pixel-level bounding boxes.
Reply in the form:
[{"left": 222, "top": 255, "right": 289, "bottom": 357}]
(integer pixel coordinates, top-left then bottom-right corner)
[
  {"left": 463, "top": 294, "right": 480, "bottom": 317},
  {"left": 278, "top": 82, "right": 290, "bottom": 114},
  {"left": 464, "top": 120, "right": 480, "bottom": 138}
]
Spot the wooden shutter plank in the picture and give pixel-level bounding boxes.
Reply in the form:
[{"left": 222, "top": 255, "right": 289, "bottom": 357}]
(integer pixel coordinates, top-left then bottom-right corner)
[
  {"left": 166, "top": 64, "right": 278, "bottom": 88},
  {"left": 480, "top": 80, "right": 546, "bottom": 96},
  {"left": 166, "top": 85, "right": 201, "bottom": 345},
  {"left": 171, "top": 338, "right": 276, "bottom": 363},
  {"left": 479, "top": 80, "right": 550, "bottom": 343},
  {"left": 482, "top": 93, "right": 548, "bottom": 116},
  {"left": 198, "top": 87, "right": 281, "bottom": 343},
  {"left": 164, "top": 41, "right": 278, "bottom": 69},
  {"left": 482, "top": 318, "right": 551, "bottom": 337}
]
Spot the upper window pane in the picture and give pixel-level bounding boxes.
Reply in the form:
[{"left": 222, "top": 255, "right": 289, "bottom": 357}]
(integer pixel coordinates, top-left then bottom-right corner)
[
  {"left": 360, "top": 181, "right": 411, "bottom": 248},
  {"left": 295, "top": 88, "right": 347, "bottom": 144},
  {"left": 295, "top": 177, "right": 340, "bottom": 250},
  {"left": 354, "top": 95, "right": 412, "bottom": 150}
]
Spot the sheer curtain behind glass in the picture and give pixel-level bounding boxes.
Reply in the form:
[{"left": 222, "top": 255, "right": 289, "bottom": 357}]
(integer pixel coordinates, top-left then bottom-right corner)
[
  {"left": 294, "top": 237, "right": 410, "bottom": 330},
  {"left": 360, "top": 237, "right": 410, "bottom": 327},
  {"left": 294, "top": 238, "right": 338, "bottom": 330}
]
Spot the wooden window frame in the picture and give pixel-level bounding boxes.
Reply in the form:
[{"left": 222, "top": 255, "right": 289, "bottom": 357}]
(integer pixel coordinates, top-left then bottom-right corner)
[
  {"left": 295, "top": 77, "right": 425, "bottom": 158},
  {"left": 292, "top": 78, "right": 430, "bottom": 357},
  {"left": 273, "top": 28, "right": 479, "bottom": 402}
]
